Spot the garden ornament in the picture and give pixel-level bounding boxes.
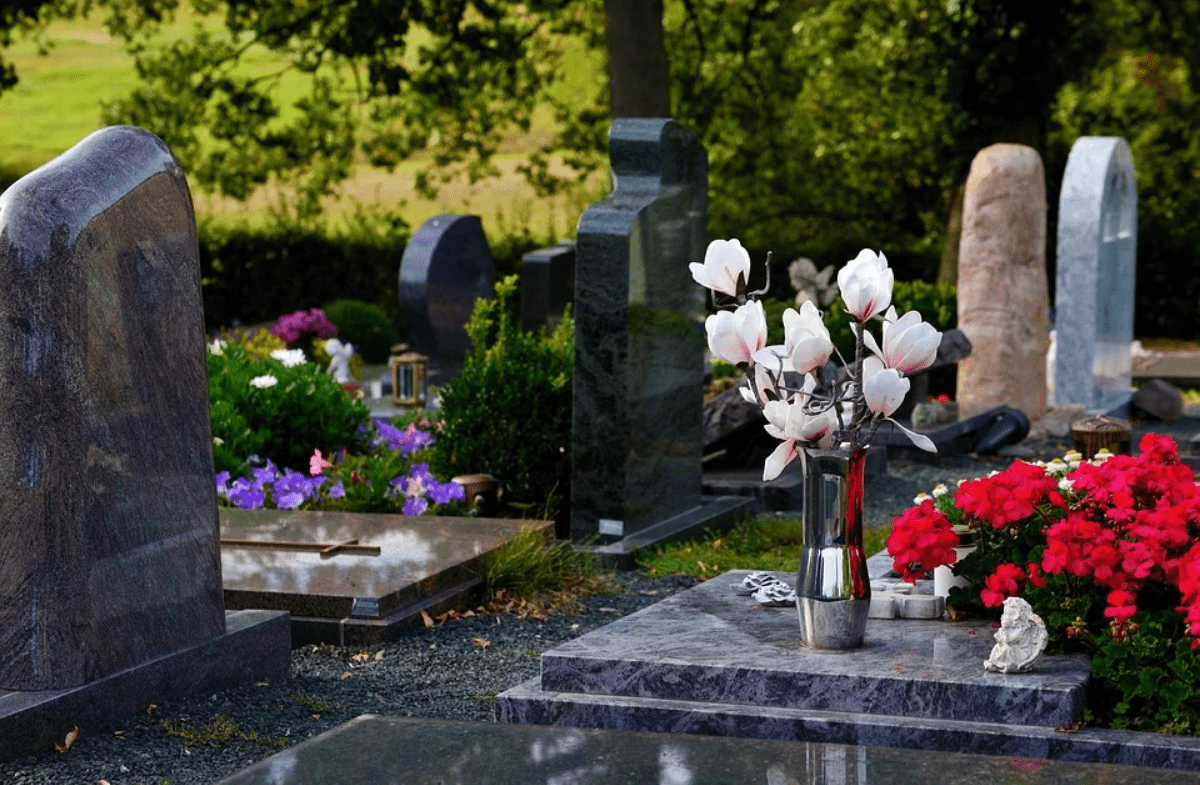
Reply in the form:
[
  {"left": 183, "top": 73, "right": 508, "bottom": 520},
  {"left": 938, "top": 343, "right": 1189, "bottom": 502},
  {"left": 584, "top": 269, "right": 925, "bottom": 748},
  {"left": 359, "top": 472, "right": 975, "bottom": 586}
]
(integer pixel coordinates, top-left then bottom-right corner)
[
  {"left": 984, "top": 596, "right": 1048, "bottom": 674},
  {"left": 325, "top": 338, "right": 355, "bottom": 384}
]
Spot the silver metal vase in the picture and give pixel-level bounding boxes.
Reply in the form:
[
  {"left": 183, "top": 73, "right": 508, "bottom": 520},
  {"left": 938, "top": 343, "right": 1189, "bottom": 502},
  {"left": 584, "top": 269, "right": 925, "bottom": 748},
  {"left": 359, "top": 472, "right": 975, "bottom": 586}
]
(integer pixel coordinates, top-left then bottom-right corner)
[{"left": 796, "top": 446, "right": 871, "bottom": 649}]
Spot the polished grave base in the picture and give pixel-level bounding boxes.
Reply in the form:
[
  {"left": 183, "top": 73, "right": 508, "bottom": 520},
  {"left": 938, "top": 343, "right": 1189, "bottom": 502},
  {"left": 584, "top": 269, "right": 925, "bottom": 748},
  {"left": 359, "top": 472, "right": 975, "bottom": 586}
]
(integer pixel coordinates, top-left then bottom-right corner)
[
  {"left": 496, "top": 569, "right": 1200, "bottom": 771},
  {"left": 219, "top": 714, "right": 1200, "bottom": 784},
  {"left": 221, "top": 508, "right": 553, "bottom": 645},
  {"left": 580, "top": 496, "right": 755, "bottom": 570},
  {"left": 0, "top": 610, "right": 289, "bottom": 760}
]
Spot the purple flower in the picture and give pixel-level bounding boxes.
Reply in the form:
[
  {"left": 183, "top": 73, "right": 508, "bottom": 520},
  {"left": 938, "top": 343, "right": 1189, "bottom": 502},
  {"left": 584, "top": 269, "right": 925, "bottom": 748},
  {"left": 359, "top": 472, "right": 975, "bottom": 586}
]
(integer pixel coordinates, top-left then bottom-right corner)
[
  {"left": 215, "top": 471, "right": 232, "bottom": 498},
  {"left": 375, "top": 420, "right": 433, "bottom": 456},
  {"left": 228, "top": 478, "right": 266, "bottom": 510},
  {"left": 329, "top": 481, "right": 345, "bottom": 499},
  {"left": 274, "top": 469, "right": 321, "bottom": 510},
  {"left": 403, "top": 497, "right": 429, "bottom": 516},
  {"left": 429, "top": 479, "right": 466, "bottom": 505}
]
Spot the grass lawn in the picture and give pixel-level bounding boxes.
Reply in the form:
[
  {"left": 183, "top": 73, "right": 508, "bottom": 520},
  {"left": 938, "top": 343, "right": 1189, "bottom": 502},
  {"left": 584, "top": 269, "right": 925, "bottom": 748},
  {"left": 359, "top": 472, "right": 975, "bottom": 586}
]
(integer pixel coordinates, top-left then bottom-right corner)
[{"left": 0, "top": 10, "right": 608, "bottom": 235}]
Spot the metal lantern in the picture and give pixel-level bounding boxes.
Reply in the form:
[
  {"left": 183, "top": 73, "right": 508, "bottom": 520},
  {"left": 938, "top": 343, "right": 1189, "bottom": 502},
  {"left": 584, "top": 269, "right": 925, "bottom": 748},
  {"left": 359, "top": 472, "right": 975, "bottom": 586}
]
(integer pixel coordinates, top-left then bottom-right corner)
[{"left": 390, "top": 347, "right": 428, "bottom": 408}]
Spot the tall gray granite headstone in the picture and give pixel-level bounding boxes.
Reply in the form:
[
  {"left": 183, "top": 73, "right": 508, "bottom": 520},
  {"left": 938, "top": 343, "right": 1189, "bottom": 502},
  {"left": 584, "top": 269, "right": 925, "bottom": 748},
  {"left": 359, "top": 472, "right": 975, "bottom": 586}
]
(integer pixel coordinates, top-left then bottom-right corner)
[
  {"left": 398, "top": 214, "right": 495, "bottom": 368},
  {"left": 1053, "top": 137, "right": 1137, "bottom": 414},
  {"left": 571, "top": 119, "right": 715, "bottom": 546},
  {"left": 0, "top": 129, "right": 288, "bottom": 727},
  {"left": 0, "top": 126, "right": 226, "bottom": 690}
]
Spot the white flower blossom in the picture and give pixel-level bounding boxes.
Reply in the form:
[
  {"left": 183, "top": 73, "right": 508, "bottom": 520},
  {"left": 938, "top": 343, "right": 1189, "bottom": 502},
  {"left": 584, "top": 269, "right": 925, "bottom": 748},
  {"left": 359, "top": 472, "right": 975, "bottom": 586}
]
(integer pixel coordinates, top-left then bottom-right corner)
[
  {"left": 209, "top": 338, "right": 226, "bottom": 355},
  {"left": 932, "top": 483, "right": 949, "bottom": 498},
  {"left": 270, "top": 348, "right": 307, "bottom": 368},
  {"left": 250, "top": 374, "right": 279, "bottom": 389}
]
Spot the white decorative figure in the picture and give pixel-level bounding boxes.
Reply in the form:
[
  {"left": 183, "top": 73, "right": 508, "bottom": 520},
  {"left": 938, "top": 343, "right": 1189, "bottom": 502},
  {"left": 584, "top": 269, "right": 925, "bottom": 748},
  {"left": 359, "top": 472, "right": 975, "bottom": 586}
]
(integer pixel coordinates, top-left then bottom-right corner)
[
  {"left": 984, "top": 597, "right": 1048, "bottom": 674},
  {"left": 325, "top": 338, "right": 354, "bottom": 384}
]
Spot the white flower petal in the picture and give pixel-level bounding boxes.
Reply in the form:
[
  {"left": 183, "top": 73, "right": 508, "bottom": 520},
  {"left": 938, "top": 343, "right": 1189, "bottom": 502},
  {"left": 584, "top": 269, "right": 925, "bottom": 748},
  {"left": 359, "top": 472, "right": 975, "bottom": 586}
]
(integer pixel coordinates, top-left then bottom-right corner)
[{"left": 763, "top": 439, "right": 798, "bottom": 481}]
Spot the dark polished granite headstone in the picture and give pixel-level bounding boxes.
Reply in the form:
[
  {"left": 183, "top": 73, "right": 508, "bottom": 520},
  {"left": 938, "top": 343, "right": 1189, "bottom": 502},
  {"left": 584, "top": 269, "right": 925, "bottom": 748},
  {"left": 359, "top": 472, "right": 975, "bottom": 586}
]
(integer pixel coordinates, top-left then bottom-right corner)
[
  {"left": 0, "top": 126, "right": 224, "bottom": 691},
  {"left": 497, "top": 569, "right": 1200, "bottom": 770},
  {"left": 521, "top": 240, "right": 575, "bottom": 333},
  {"left": 219, "top": 714, "right": 1200, "bottom": 784},
  {"left": 221, "top": 508, "right": 554, "bottom": 645},
  {"left": 572, "top": 119, "right": 753, "bottom": 550},
  {"left": 397, "top": 213, "right": 495, "bottom": 375}
]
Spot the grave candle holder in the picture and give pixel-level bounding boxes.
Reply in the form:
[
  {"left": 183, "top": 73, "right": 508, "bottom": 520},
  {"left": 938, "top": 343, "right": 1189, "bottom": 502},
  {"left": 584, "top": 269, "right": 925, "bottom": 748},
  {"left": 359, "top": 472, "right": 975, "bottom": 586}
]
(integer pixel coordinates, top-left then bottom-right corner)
[{"left": 391, "top": 346, "right": 428, "bottom": 408}]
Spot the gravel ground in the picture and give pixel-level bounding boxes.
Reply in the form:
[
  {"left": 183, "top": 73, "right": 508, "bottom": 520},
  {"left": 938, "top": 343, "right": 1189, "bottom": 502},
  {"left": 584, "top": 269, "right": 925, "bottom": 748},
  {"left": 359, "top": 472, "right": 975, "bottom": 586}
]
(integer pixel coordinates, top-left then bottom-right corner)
[{"left": 4, "top": 414, "right": 1196, "bottom": 784}]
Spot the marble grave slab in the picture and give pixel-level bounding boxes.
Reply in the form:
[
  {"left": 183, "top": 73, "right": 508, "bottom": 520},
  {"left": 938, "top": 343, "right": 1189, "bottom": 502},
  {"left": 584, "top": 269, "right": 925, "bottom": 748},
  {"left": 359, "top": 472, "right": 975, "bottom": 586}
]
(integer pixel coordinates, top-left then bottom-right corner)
[
  {"left": 497, "top": 569, "right": 1200, "bottom": 770},
  {"left": 221, "top": 508, "right": 552, "bottom": 645}
]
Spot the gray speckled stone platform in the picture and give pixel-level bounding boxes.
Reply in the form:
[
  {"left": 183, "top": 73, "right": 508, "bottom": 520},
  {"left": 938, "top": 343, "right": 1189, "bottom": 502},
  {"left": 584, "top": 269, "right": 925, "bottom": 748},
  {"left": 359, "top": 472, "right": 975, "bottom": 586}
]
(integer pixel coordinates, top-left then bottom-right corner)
[{"left": 496, "top": 569, "right": 1200, "bottom": 770}]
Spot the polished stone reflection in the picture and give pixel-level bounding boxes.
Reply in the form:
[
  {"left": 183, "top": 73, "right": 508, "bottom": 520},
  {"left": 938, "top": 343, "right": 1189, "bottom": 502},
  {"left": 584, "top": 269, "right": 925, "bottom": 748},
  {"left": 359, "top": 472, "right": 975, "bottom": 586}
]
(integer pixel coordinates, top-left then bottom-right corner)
[
  {"left": 220, "top": 715, "right": 1200, "bottom": 785},
  {"left": 221, "top": 508, "right": 551, "bottom": 620}
]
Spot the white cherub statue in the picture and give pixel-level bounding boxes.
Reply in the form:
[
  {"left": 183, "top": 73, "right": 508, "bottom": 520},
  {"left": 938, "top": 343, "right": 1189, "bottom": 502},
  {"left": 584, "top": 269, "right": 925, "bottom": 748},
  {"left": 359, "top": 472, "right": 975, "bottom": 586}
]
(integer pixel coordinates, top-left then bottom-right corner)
[
  {"left": 984, "top": 596, "right": 1048, "bottom": 674},
  {"left": 325, "top": 338, "right": 355, "bottom": 384}
]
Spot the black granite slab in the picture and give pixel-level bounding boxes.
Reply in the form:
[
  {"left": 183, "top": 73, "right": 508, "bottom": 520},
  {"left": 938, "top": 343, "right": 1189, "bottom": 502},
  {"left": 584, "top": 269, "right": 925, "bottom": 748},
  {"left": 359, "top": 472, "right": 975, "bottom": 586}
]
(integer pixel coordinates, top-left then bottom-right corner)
[
  {"left": 0, "top": 609, "right": 289, "bottom": 760},
  {"left": 219, "top": 714, "right": 1200, "bottom": 784}
]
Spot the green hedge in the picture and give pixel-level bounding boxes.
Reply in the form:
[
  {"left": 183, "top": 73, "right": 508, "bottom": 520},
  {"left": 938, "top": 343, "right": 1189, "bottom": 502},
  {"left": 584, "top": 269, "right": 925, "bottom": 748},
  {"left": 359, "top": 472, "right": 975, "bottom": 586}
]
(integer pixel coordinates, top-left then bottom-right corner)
[{"left": 198, "top": 213, "right": 551, "bottom": 334}]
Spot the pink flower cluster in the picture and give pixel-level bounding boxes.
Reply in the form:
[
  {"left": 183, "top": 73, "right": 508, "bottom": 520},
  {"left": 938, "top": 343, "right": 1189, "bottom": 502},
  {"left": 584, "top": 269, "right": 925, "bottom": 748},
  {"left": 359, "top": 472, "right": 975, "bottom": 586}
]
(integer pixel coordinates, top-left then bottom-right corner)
[
  {"left": 271, "top": 308, "right": 338, "bottom": 345},
  {"left": 887, "top": 434, "right": 1200, "bottom": 643}
]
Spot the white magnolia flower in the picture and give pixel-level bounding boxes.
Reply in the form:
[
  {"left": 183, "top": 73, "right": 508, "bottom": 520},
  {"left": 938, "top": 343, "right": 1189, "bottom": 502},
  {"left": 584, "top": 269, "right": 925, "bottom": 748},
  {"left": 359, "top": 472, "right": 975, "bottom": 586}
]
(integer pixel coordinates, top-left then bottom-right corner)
[
  {"left": 250, "top": 374, "right": 278, "bottom": 389},
  {"left": 270, "top": 348, "right": 307, "bottom": 368},
  {"left": 863, "top": 306, "right": 941, "bottom": 375},
  {"left": 740, "top": 348, "right": 795, "bottom": 405},
  {"left": 690, "top": 238, "right": 752, "bottom": 297},
  {"left": 761, "top": 396, "right": 838, "bottom": 481},
  {"left": 705, "top": 300, "right": 767, "bottom": 367},
  {"left": 782, "top": 301, "right": 834, "bottom": 375},
  {"left": 861, "top": 356, "right": 909, "bottom": 418},
  {"left": 837, "top": 249, "right": 894, "bottom": 322}
]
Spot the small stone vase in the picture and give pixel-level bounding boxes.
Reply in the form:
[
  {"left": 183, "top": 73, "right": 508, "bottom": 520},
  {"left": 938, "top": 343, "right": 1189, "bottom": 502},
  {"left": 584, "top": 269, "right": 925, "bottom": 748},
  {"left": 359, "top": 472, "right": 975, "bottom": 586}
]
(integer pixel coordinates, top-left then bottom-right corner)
[{"left": 796, "top": 446, "right": 871, "bottom": 649}]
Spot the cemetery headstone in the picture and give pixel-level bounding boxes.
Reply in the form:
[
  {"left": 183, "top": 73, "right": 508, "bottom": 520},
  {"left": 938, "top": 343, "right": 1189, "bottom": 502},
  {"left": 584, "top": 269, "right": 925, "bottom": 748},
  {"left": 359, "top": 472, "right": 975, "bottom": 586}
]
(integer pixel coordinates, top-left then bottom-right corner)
[
  {"left": 571, "top": 119, "right": 750, "bottom": 554},
  {"left": 520, "top": 240, "right": 575, "bottom": 333},
  {"left": 956, "top": 144, "right": 1051, "bottom": 420},
  {"left": 398, "top": 214, "right": 495, "bottom": 373},
  {"left": 0, "top": 126, "right": 287, "bottom": 756},
  {"left": 1053, "top": 137, "right": 1137, "bottom": 414}
]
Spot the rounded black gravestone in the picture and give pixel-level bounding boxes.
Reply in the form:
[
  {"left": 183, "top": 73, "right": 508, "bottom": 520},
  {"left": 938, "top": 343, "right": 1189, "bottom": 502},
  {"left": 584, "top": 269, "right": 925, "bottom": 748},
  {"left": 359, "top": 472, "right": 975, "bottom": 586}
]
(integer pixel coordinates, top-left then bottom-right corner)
[{"left": 398, "top": 214, "right": 495, "bottom": 366}]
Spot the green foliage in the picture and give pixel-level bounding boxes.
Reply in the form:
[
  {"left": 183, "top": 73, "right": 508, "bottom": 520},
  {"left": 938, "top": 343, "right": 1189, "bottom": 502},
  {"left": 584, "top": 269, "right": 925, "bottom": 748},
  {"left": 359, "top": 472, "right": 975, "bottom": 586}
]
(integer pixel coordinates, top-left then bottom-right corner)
[
  {"left": 1087, "top": 610, "right": 1200, "bottom": 734},
  {"left": 432, "top": 275, "right": 574, "bottom": 523},
  {"left": 476, "top": 525, "right": 594, "bottom": 598},
  {"left": 823, "top": 280, "right": 957, "bottom": 361},
  {"left": 321, "top": 299, "right": 400, "bottom": 364},
  {"left": 198, "top": 211, "right": 409, "bottom": 332},
  {"left": 208, "top": 341, "right": 369, "bottom": 474},
  {"left": 638, "top": 516, "right": 890, "bottom": 582}
]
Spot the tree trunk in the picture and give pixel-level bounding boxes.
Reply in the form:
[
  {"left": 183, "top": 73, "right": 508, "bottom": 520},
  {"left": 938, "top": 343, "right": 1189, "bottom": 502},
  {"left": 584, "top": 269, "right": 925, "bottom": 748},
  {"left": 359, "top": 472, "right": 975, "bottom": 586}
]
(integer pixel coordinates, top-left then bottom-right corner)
[
  {"left": 604, "top": 0, "right": 670, "bottom": 118},
  {"left": 938, "top": 180, "right": 966, "bottom": 285}
]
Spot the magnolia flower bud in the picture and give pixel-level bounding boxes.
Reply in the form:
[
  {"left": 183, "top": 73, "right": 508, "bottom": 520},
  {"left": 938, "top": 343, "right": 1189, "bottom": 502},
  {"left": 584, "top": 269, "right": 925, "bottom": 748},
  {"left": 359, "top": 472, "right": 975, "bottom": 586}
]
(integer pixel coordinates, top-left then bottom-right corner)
[
  {"left": 705, "top": 300, "right": 767, "bottom": 367},
  {"left": 690, "top": 238, "right": 752, "bottom": 297},
  {"left": 837, "top": 249, "right": 894, "bottom": 322}
]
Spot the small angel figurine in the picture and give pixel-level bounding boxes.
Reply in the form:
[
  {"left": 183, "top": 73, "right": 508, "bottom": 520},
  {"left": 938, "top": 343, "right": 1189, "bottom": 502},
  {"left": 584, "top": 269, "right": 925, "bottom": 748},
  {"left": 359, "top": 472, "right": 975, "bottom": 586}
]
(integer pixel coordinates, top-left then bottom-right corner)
[
  {"left": 325, "top": 338, "right": 355, "bottom": 384},
  {"left": 984, "top": 596, "right": 1048, "bottom": 674}
]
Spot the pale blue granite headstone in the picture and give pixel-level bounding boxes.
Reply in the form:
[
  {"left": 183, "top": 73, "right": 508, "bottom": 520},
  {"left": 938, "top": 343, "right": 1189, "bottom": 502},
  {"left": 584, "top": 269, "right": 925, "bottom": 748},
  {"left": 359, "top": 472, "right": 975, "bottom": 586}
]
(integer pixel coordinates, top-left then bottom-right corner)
[
  {"left": 1054, "top": 137, "right": 1137, "bottom": 413},
  {"left": 570, "top": 119, "right": 708, "bottom": 543}
]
